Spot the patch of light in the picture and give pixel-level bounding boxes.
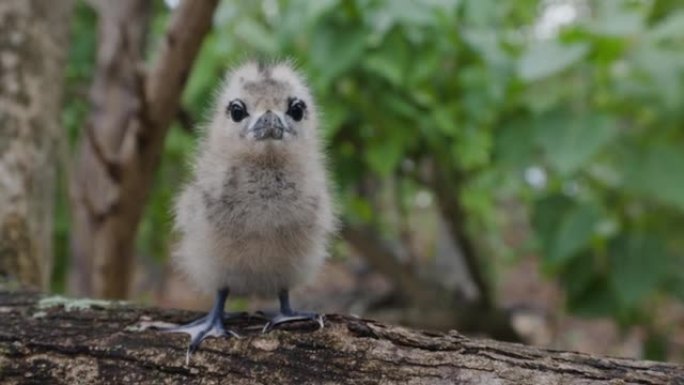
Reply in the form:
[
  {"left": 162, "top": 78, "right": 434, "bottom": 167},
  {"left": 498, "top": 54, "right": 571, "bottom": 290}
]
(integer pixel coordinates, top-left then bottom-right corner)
[
  {"left": 401, "top": 159, "right": 415, "bottom": 173},
  {"left": 415, "top": 190, "right": 433, "bottom": 208},
  {"left": 596, "top": 218, "right": 618, "bottom": 237},
  {"left": 524, "top": 166, "right": 547, "bottom": 189},
  {"left": 611, "top": 60, "right": 629, "bottom": 78},
  {"left": 535, "top": 1, "right": 579, "bottom": 39},
  {"left": 164, "top": 0, "right": 180, "bottom": 9},
  {"left": 262, "top": 0, "right": 279, "bottom": 22}
]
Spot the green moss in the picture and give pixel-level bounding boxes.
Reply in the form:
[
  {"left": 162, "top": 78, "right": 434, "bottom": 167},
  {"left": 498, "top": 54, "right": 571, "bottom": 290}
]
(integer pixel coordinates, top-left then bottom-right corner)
[
  {"left": 37, "top": 295, "right": 126, "bottom": 311},
  {"left": 31, "top": 310, "right": 47, "bottom": 318}
]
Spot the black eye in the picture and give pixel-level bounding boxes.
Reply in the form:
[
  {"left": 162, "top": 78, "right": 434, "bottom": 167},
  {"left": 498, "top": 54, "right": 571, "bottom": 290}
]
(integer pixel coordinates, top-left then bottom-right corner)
[
  {"left": 287, "top": 99, "right": 306, "bottom": 122},
  {"left": 227, "top": 100, "right": 248, "bottom": 122}
]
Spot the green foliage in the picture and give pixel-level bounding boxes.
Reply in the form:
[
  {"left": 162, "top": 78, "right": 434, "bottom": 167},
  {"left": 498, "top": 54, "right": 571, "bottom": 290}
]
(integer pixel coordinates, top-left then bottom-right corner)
[
  {"left": 517, "top": 0, "right": 684, "bottom": 327},
  {"left": 518, "top": 41, "right": 590, "bottom": 81},
  {"left": 535, "top": 113, "right": 618, "bottom": 176},
  {"left": 623, "top": 142, "right": 684, "bottom": 211},
  {"left": 533, "top": 196, "right": 602, "bottom": 266}
]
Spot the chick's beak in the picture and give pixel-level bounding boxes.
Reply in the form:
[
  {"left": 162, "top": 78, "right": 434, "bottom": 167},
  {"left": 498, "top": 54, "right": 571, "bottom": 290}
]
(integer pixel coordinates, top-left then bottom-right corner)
[{"left": 251, "top": 111, "right": 285, "bottom": 140}]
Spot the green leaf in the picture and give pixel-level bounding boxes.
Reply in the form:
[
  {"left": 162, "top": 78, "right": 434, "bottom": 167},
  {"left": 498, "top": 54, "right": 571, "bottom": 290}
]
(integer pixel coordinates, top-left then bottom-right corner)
[
  {"left": 535, "top": 113, "right": 617, "bottom": 176},
  {"left": 560, "top": 251, "right": 598, "bottom": 300},
  {"left": 629, "top": 46, "right": 683, "bottom": 109},
  {"left": 532, "top": 194, "right": 574, "bottom": 252},
  {"left": 609, "top": 234, "right": 670, "bottom": 306},
  {"left": 365, "top": 135, "right": 405, "bottom": 177},
  {"left": 462, "top": 29, "right": 510, "bottom": 70},
  {"left": 533, "top": 196, "right": 601, "bottom": 267},
  {"left": 463, "top": 0, "right": 498, "bottom": 26},
  {"left": 311, "top": 25, "right": 367, "bottom": 82},
  {"left": 567, "top": 279, "right": 621, "bottom": 318},
  {"left": 364, "top": 54, "right": 404, "bottom": 86},
  {"left": 234, "top": 19, "right": 278, "bottom": 54},
  {"left": 432, "top": 106, "right": 458, "bottom": 136},
  {"left": 591, "top": 2, "right": 645, "bottom": 37},
  {"left": 624, "top": 143, "right": 684, "bottom": 211},
  {"left": 494, "top": 119, "right": 535, "bottom": 169},
  {"left": 383, "top": 93, "right": 420, "bottom": 119},
  {"left": 517, "top": 41, "right": 589, "bottom": 82},
  {"left": 664, "top": 270, "right": 684, "bottom": 302},
  {"left": 280, "top": 0, "right": 340, "bottom": 39},
  {"left": 348, "top": 196, "right": 374, "bottom": 223},
  {"left": 547, "top": 203, "right": 601, "bottom": 265},
  {"left": 454, "top": 125, "right": 492, "bottom": 170},
  {"left": 362, "top": 29, "right": 410, "bottom": 87},
  {"left": 381, "top": 0, "right": 435, "bottom": 27},
  {"left": 647, "top": 10, "right": 684, "bottom": 40},
  {"left": 320, "top": 102, "right": 346, "bottom": 139}
]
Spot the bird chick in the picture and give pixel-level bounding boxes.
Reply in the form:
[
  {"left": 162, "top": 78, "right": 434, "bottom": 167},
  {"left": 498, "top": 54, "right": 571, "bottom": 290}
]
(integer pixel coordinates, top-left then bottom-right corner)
[{"left": 167, "top": 60, "right": 335, "bottom": 355}]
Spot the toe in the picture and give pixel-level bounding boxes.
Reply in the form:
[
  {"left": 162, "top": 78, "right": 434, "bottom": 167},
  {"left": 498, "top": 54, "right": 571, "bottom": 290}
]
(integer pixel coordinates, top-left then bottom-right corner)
[{"left": 261, "top": 311, "right": 325, "bottom": 333}]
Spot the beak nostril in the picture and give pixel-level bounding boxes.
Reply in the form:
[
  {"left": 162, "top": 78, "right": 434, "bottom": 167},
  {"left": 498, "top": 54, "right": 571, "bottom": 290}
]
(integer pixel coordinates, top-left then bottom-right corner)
[{"left": 252, "top": 111, "right": 286, "bottom": 140}]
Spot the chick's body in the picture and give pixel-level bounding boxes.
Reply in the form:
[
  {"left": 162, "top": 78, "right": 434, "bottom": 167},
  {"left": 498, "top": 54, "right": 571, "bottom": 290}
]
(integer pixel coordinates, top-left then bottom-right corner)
[{"left": 173, "top": 61, "right": 335, "bottom": 298}]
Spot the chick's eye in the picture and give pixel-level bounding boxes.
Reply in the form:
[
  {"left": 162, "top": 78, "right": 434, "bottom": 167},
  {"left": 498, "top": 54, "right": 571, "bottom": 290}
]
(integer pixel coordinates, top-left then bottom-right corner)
[
  {"left": 287, "top": 100, "right": 306, "bottom": 122},
  {"left": 228, "top": 101, "right": 248, "bottom": 122}
]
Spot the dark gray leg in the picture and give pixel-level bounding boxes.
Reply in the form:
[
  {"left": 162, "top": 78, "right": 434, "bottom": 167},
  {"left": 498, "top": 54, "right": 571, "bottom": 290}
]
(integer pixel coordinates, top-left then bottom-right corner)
[
  {"left": 262, "top": 289, "right": 324, "bottom": 333},
  {"left": 160, "top": 288, "right": 240, "bottom": 362}
]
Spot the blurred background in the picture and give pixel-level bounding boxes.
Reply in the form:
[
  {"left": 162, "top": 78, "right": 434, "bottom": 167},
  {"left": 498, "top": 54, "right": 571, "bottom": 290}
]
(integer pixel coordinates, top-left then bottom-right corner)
[{"left": 1, "top": 0, "right": 683, "bottom": 363}]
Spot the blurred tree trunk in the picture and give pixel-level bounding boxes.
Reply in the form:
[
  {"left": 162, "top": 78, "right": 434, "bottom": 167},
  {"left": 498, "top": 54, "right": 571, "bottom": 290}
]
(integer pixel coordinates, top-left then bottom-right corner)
[
  {"left": 69, "top": 0, "right": 218, "bottom": 299},
  {"left": 0, "top": 0, "right": 74, "bottom": 289},
  {"left": 68, "top": 0, "right": 152, "bottom": 298}
]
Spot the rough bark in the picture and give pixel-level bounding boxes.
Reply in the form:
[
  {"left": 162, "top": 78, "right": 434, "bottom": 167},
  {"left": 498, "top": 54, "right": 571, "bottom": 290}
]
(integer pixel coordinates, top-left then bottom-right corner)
[
  {"left": 0, "top": 0, "right": 74, "bottom": 289},
  {"left": 1, "top": 290, "right": 682, "bottom": 384},
  {"left": 69, "top": 0, "right": 218, "bottom": 299}
]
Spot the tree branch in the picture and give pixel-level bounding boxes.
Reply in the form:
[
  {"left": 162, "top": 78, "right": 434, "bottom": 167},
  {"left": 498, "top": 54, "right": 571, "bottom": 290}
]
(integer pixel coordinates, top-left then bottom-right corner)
[
  {"left": 432, "top": 164, "right": 493, "bottom": 308},
  {"left": 1, "top": 289, "right": 681, "bottom": 384},
  {"left": 341, "top": 224, "right": 521, "bottom": 342},
  {"left": 341, "top": 224, "right": 430, "bottom": 304}
]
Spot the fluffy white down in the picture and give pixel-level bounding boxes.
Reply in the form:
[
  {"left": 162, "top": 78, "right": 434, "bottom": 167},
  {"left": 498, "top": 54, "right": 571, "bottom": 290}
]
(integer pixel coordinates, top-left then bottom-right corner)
[{"left": 172, "top": 61, "right": 336, "bottom": 297}]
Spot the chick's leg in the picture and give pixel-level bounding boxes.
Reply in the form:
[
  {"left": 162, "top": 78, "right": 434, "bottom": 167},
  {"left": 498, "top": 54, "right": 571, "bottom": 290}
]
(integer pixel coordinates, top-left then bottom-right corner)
[
  {"left": 262, "top": 289, "right": 324, "bottom": 333},
  {"left": 162, "top": 288, "right": 240, "bottom": 358}
]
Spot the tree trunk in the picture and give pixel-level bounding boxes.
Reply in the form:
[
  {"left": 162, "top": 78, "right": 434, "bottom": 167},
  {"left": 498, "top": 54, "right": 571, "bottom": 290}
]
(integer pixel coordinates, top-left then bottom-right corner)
[
  {"left": 69, "top": 0, "right": 218, "bottom": 299},
  {"left": 0, "top": 289, "right": 681, "bottom": 384},
  {"left": 68, "top": 0, "right": 152, "bottom": 298},
  {"left": 0, "top": 0, "right": 74, "bottom": 289}
]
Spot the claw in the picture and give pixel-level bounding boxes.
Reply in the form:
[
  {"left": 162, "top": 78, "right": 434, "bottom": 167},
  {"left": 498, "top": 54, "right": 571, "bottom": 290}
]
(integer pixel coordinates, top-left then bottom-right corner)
[
  {"left": 262, "top": 311, "right": 325, "bottom": 333},
  {"left": 151, "top": 288, "right": 240, "bottom": 364},
  {"left": 260, "top": 289, "right": 325, "bottom": 333},
  {"left": 160, "top": 312, "right": 241, "bottom": 364}
]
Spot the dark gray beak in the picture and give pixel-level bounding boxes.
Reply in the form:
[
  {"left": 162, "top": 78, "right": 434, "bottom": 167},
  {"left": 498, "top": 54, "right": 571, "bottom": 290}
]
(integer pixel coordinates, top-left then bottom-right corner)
[{"left": 252, "top": 111, "right": 285, "bottom": 140}]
